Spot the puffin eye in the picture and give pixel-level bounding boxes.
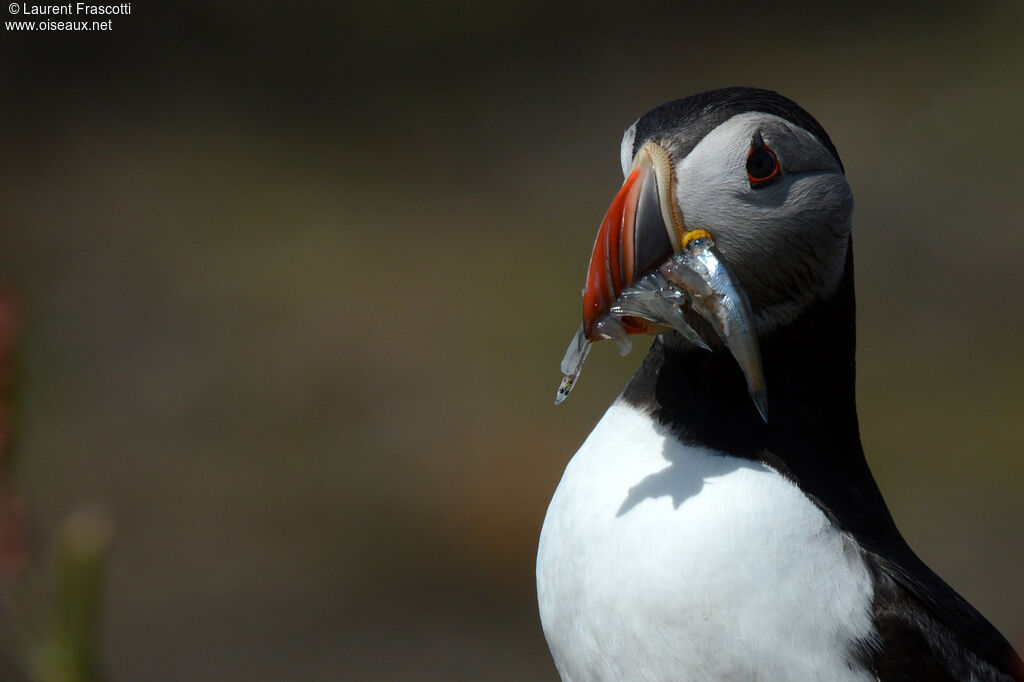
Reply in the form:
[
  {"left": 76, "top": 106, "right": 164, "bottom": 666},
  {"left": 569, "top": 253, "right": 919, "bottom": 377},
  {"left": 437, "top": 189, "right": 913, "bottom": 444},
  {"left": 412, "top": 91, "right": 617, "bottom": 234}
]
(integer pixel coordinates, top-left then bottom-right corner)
[{"left": 746, "top": 135, "right": 781, "bottom": 186}]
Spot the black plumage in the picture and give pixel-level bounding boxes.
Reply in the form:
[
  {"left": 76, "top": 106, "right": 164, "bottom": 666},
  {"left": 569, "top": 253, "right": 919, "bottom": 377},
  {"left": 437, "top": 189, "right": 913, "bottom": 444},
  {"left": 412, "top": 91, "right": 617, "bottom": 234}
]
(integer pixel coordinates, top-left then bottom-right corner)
[{"left": 631, "top": 87, "right": 844, "bottom": 173}]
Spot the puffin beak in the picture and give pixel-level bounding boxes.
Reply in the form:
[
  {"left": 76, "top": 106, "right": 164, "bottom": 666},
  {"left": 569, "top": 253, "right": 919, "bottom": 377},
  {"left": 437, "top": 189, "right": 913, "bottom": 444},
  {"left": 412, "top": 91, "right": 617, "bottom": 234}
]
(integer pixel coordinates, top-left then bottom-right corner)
[
  {"left": 582, "top": 142, "right": 679, "bottom": 342},
  {"left": 558, "top": 141, "right": 767, "bottom": 420}
]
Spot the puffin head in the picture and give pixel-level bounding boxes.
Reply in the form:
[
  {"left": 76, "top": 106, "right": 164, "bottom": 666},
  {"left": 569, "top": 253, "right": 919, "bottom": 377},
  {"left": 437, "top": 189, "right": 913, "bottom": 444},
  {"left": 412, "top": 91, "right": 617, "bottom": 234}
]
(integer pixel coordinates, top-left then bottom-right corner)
[{"left": 558, "top": 88, "right": 853, "bottom": 413}]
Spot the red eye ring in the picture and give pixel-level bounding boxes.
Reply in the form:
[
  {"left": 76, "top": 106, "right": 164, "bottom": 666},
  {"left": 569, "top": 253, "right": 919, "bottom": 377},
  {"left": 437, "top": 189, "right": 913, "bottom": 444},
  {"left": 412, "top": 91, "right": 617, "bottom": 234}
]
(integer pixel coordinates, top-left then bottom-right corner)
[{"left": 746, "top": 145, "right": 781, "bottom": 185}]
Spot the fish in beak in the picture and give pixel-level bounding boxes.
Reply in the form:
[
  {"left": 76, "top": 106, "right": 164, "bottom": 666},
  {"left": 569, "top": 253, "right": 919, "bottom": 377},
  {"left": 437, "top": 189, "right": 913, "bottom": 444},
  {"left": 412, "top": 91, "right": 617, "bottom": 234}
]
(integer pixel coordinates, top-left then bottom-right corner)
[{"left": 556, "top": 141, "right": 767, "bottom": 421}]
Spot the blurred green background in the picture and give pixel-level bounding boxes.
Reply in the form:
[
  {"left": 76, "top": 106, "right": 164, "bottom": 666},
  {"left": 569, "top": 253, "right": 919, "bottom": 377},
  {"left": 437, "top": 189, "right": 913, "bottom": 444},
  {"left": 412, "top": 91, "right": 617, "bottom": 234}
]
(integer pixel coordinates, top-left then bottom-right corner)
[{"left": 1, "top": 1, "right": 1022, "bottom": 679}]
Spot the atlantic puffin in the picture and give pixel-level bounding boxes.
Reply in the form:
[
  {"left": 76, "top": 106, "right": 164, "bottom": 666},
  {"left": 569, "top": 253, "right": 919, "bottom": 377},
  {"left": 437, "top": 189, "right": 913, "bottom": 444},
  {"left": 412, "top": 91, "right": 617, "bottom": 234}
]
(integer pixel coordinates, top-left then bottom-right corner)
[{"left": 537, "top": 87, "right": 1023, "bottom": 681}]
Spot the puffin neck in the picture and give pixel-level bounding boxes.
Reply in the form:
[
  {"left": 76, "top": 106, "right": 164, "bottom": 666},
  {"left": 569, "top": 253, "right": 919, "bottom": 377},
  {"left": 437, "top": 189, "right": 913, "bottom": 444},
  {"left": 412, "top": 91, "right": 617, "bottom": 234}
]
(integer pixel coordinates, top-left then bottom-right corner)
[{"left": 621, "top": 242, "right": 874, "bottom": 496}]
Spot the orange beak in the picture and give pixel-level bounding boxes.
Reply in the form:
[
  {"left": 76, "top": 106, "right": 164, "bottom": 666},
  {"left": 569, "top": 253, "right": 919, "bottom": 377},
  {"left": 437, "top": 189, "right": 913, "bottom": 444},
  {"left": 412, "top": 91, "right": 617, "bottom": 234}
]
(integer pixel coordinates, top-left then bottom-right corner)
[{"left": 582, "top": 142, "right": 682, "bottom": 341}]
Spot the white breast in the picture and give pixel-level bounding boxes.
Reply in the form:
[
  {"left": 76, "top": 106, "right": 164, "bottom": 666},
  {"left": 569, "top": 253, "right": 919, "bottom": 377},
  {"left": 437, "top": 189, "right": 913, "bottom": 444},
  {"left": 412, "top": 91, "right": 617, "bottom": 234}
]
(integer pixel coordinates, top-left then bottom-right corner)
[{"left": 537, "top": 401, "right": 878, "bottom": 681}]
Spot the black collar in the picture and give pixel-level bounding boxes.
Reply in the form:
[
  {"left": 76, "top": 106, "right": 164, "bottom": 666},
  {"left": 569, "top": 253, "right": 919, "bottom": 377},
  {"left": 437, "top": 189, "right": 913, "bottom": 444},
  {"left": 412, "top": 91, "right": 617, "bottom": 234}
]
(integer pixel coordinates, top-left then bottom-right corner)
[{"left": 620, "top": 243, "right": 886, "bottom": 543}]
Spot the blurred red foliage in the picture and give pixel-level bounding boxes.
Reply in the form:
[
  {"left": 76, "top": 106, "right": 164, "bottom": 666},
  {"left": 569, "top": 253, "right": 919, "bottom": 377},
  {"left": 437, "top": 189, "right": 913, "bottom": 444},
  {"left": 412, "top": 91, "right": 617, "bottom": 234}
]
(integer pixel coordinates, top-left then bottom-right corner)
[{"left": 0, "top": 289, "right": 30, "bottom": 583}]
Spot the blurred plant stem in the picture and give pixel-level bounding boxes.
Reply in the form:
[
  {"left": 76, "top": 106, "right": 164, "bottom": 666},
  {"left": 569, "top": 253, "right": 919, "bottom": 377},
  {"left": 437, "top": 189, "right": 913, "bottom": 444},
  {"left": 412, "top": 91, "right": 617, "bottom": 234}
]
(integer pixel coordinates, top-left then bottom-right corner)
[
  {"left": 0, "top": 289, "right": 112, "bottom": 682},
  {"left": 27, "top": 510, "right": 112, "bottom": 682}
]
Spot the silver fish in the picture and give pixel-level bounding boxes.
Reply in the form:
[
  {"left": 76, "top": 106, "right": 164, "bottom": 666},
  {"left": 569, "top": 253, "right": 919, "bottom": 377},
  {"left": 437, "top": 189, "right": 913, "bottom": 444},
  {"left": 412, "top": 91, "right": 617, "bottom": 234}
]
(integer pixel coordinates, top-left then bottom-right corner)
[{"left": 556, "top": 235, "right": 767, "bottom": 422}]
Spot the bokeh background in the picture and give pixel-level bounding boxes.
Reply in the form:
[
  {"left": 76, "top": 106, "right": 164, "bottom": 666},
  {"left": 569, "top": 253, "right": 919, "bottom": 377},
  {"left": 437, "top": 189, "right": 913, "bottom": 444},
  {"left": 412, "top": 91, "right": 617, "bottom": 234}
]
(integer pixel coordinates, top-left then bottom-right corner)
[{"left": 1, "top": 1, "right": 1022, "bottom": 679}]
